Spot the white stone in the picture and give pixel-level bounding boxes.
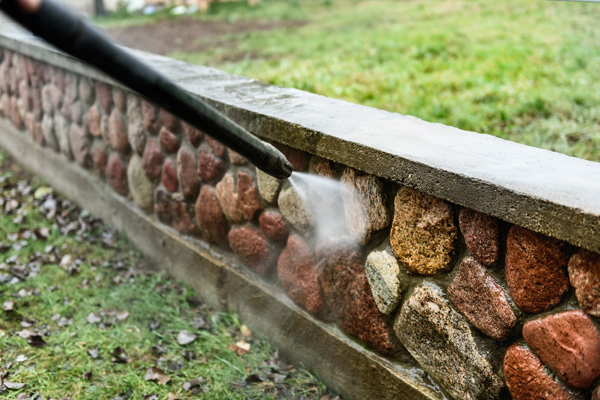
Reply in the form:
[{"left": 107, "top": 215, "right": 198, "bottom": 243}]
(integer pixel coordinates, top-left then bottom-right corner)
[{"left": 365, "top": 248, "right": 402, "bottom": 314}]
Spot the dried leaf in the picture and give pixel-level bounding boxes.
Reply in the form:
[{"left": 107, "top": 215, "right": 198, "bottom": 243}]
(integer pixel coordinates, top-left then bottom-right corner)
[
  {"left": 183, "top": 376, "right": 205, "bottom": 391},
  {"left": 116, "top": 310, "right": 129, "bottom": 321},
  {"left": 182, "top": 350, "right": 195, "bottom": 361},
  {"left": 27, "top": 334, "right": 46, "bottom": 348},
  {"left": 144, "top": 367, "right": 171, "bottom": 385},
  {"left": 4, "top": 381, "right": 25, "bottom": 389},
  {"left": 245, "top": 374, "right": 263, "bottom": 384},
  {"left": 177, "top": 330, "right": 197, "bottom": 345},
  {"left": 83, "top": 370, "right": 93, "bottom": 381},
  {"left": 186, "top": 296, "right": 203, "bottom": 307},
  {"left": 168, "top": 393, "right": 179, "bottom": 400},
  {"left": 87, "top": 346, "right": 99, "bottom": 359},
  {"left": 192, "top": 316, "right": 209, "bottom": 330},
  {"left": 87, "top": 313, "right": 101, "bottom": 324},
  {"left": 111, "top": 347, "right": 128, "bottom": 363},
  {"left": 240, "top": 324, "right": 252, "bottom": 338},
  {"left": 228, "top": 341, "right": 251, "bottom": 356}
]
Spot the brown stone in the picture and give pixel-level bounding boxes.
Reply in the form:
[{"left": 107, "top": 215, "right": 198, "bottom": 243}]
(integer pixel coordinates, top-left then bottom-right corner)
[
  {"left": 161, "top": 158, "right": 178, "bottom": 192},
  {"left": 87, "top": 105, "right": 102, "bottom": 137},
  {"left": 31, "top": 77, "right": 42, "bottom": 121},
  {"left": 68, "top": 124, "right": 91, "bottom": 168},
  {"left": 64, "top": 73, "right": 78, "bottom": 105},
  {"left": 259, "top": 210, "right": 288, "bottom": 242},
  {"left": 18, "top": 80, "right": 30, "bottom": 112},
  {"left": 308, "top": 156, "right": 335, "bottom": 178},
  {"left": 127, "top": 154, "right": 154, "bottom": 211},
  {"left": 459, "top": 209, "right": 500, "bottom": 266},
  {"left": 237, "top": 171, "right": 261, "bottom": 220},
  {"left": 106, "top": 152, "right": 128, "bottom": 196},
  {"left": 100, "top": 114, "right": 109, "bottom": 143},
  {"left": 341, "top": 168, "right": 389, "bottom": 245},
  {"left": 195, "top": 186, "right": 228, "bottom": 244},
  {"left": 112, "top": 88, "right": 126, "bottom": 112},
  {"left": 277, "top": 235, "right": 323, "bottom": 314},
  {"left": 126, "top": 94, "right": 145, "bottom": 155},
  {"left": 142, "top": 100, "right": 160, "bottom": 134},
  {"left": 316, "top": 239, "right": 394, "bottom": 354},
  {"left": 41, "top": 113, "right": 58, "bottom": 152},
  {"left": 90, "top": 141, "right": 108, "bottom": 176},
  {"left": 504, "top": 344, "right": 577, "bottom": 400},
  {"left": 154, "top": 189, "right": 197, "bottom": 235},
  {"left": 142, "top": 138, "right": 163, "bottom": 182},
  {"left": 159, "top": 109, "right": 180, "bottom": 132},
  {"left": 182, "top": 121, "right": 203, "bottom": 147},
  {"left": 0, "top": 93, "right": 9, "bottom": 118},
  {"left": 78, "top": 78, "right": 94, "bottom": 105},
  {"left": 10, "top": 96, "right": 22, "bottom": 129},
  {"left": 568, "top": 248, "right": 600, "bottom": 317},
  {"left": 95, "top": 83, "right": 113, "bottom": 114},
  {"left": 108, "top": 108, "right": 130, "bottom": 153},
  {"left": 49, "top": 83, "right": 63, "bottom": 110},
  {"left": 69, "top": 100, "right": 84, "bottom": 125},
  {"left": 205, "top": 136, "right": 226, "bottom": 158},
  {"left": 505, "top": 226, "right": 571, "bottom": 313},
  {"left": 177, "top": 146, "right": 199, "bottom": 201},
  {"left": 41, "top": 84, "right": 53, "bottom": 114},
  {"left": 216, "top": 173, "right": 243, "bottom": 223},
  {"left": 390, "top": 187, "right": 458, "bottom": 275},
  {"left": 159, "top": 127, "right": 179, "bottom": 154},
  {"left": 228, "top": 226, "right": 275, "bottom": 275},
  {"left": 197, "top": 147, "right": 224, "bottom": 181},
  {"left": 275, "top": 143, "right": 307, "bottom": 171},
  {"left": 228, "top": 148, "right": 247, "bottom": 165},
  {"left": 448, "top": 257, "right": 516, "bottom": 341},
  {"left": 523, "top": 310, "right": 600, "bottom": 389},
  {"left": 25, "top": 112, "right": 35, "bottom": 139},
  {"left": 33, "top": 122, "right": 44, "bottom": 146}
]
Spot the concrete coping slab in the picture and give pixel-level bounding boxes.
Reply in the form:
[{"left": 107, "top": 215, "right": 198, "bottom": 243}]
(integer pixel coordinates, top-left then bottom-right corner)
[{"left": 1, "top": 21, "right": 599, "bottom": 252}]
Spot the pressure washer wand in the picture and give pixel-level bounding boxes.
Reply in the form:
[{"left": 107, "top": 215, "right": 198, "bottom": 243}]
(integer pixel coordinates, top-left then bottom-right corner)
[{"left": 0, "top": 0, "right": 293, "bottom": 179}]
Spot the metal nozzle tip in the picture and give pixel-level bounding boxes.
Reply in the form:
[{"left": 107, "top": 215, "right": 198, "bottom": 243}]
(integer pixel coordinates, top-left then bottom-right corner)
[{"left": 280, "top": 158, "right": 293, "bottom": 179}]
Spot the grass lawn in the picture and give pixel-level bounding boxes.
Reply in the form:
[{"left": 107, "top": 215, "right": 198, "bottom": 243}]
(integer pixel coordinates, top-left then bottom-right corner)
[
  {"left": 101, "top": 0, "right": 600, "bottom": 162},
  {"left": 0, "top": 150, "right": 330, "bottom": 399}
]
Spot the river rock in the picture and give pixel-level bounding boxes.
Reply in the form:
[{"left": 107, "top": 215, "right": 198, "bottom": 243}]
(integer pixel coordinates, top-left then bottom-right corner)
[
  {"left": 159, "top": 127, "right": 179, "bottom": 154},
  {"left": 177, "top": 146, "right": 199, "bottom": 201},
  {"left": 365, "top": 247, "right": 402, "bottom": 315},
  {"left": 54, "top": 112, "right": 72, "bottom": 159},
  {"left": 216, "top": 173, "right": 243, "bottom": 223},
  {"left": 390, "top": 187, "right": 458, "bottom": 275},
  {"left": 142, "top": 100, "right": 160, "bottom": 134},
  {"left": 228, "top": 225, "right": 275, "bottom": 275},
  {"left": 161, "top": 158, "right": 178, "bottom": 192},
  {"left": 126, "top": 94, "right": 145, "bottom": 155},
  {"left": 182, "top": 121, "right": 203, "bottom": 147},
  {"left": 106, "top": 152, "right": 128, "bottom": 195},
  {"left": 160, "top": 109, "right": 179, "bottom": 132},
  {"left": 459, "top": 209, "right": 500, "bottom": 266},
  {"left": 41, "top": 113, "right": 58, "bottom": 152},
  {"left": 154, "top": 189, "right": 197, "bottom": 235},
  {"left": 259, "top": 210, "right": 288, "bottom": 242},
  {"left": 197, "top": 146, "right": 224, "bottom": 181},
  {"left": 112, "top": 87, "right": 126, "bottom": 112},
  {"left": 568, "top": 248, "right": 600, "bottom": 317},
  {"left": 256, "top": 167, "right": 282, "bottom": 203},
  {"left": 228, "top": 148, "right": 247, "bottom": 165},
  {"left": 127, "top": 154, "right": 154, "bottom": 211},
  {"left": 78, "top": 78, "right": 94, "bottom": 105},
  {"left": 108, "top": 108, "right": 130, "bottom": 153},
  {"left": 95, "top": 83, "right": 112, "bottom": 114},
  {"left": 238, "top": 171, "right": 261, "bottom": 220},
  {"left": 278, "top": 186, "right": 313, "bottom": 235},
  {"left": 87, "top": 105, "right": 101, "bottom": 137},
  {"left": 205, "top": 136, "right": 226, "bottom": 158},
  {"left": 142, "top": 138, "right": 163, "bottom": 182},
  {"left": 195, "top": 186, "right": 228, "bottom": 244},
  {"left": 90, "top": 141, "right": 107, "bottom": 176},
  {"left": 68, "top": 123, "right": 90, "bottom": 168}
]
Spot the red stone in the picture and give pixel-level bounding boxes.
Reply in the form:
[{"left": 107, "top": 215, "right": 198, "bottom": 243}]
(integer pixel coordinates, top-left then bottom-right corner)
[
  {"left": 277, "top": 235, "right": 323, "bottom": 314},
  {"left": 161, "top": 158, "right": 178, "bottom": 192},
  {"left": 112, "top": 88, "right": 126, "bottom": 112},
  {"left": 459, "top": 209, "right": 500, "bottom": 266},
  {"left": 154, "top": 189, "right": 197, "bottom": 235},
  {"left": 10, "top": 96, "right": 22, "bottom": 129},
  {"left": 197, "top": 147, "right": 224, "bottom": 181},
  {"left": 180, "top": 122, "right": 202, "bottom": 147},
  {"left": 448, "top": 257, "right": 516, "bottom": 341},
  {"left": 69, "top": 101, "right": 84, "bottom": 125},
  {"left": 568, "top": 248, "right": 600, "bottom": 317},
  {"left": 195, "top": 185, "right": 228, "bottom": 244},
  {"left": 275, "top": 143, "right": 307, "bottom": 172},
  {"left": 505, "top": 226, "right": 571, "bottom": 313},
  {"left": 177, "top": 146, "right": 199, "bottom": 200},
  {"left": 64, "top": 73, "right": 78, "bottom": 105},
  {"left": 309, "top": 156, "right": 335, "bottom": 178},
  {"left": 108, "top": 108, "right": 130, "bottom": 153},
  {"left": 228, "top": 148, "right": 247, "bottom": 165},
  {"left": 0, "top": 93, "right": 9, "bottom": 118},
  {"left": 142, "top": 138, "right": 163, "bottom": 182},
  {"left": 18, "top": 80, "right": 30, "bottom": 111},
  {"left": 68, "top": 124, "right": 91, "bottom": 168},
  {"left": 106, "top": 152, "right": 128, "bottom": 195},
  {"left": 228, "top": 225, "right": 275, "bottom": 275},
  {"left": 91, "top": 141, "right": 108, "bottom": 176},
  {"left": 504, "top": 344, "right": 577, "bottom": 400},
  {"left": 100, "top": 114, "right": 110, "bottom": 143},
  {"left": 216, "top": 173, "right": 243, "bottom": 223},
  {"left": 159, "top": 127, "right": 179, "bottom": 154},
  {"left": 30, "top": 76, "right": 42, "bottom": 121},
  {"left": 87, "top": 105, "right": 102, "bottom": 137},
  {"left": 159, "top": 109, "right": 180, "bottom": 132},
  {"left": 25, "top": 112, "right": 35, "bottom": 139},
  {"left": 95, "top": 83, "right": 113, "bottom": 114},
  {"left": 316, "top": 239, "right": 394, "bottom": 354},
  {"left": 205, "top": 136, "right": 226, "bottom": 158},
  {"left": 142, "top": 100, "right": 160, "bottom": 135},
  {"left": 49, "top": 84, "right": 63, "bottom": 110},
  {"left": 237, "top": 171, "right": 261, "bottom": 220},
  {"left": 259, "top": 210, "right": 288, "bottom": 242},
  {"left": 523, "top": 310, "right": 600, "bottom": 389},
  {"left": 78, "top": 78, "right": 94, "bottom": 105}
]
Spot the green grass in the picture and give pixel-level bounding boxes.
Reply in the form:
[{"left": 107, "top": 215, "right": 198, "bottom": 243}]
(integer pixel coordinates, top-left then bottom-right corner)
[
  {"left": 0, "top": 152, "right": 328, "bottom": 399},
  {"left": 104, "top": 0, "right": 600, "bottom": 162}
]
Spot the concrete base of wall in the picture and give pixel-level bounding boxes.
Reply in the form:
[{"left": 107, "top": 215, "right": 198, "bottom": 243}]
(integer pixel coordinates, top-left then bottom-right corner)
[{"left": 0, "top": 120, "right": 445, "bottom": 400}]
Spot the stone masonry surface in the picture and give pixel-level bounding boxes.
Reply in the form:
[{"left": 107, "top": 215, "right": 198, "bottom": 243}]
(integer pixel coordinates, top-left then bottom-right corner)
[{"left": 2, "top": 41, "right": 600, "bottom": 400}]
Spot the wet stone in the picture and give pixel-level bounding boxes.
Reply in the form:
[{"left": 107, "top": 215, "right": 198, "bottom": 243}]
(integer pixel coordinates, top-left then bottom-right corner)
[
  {"left": 127, "top": 154, "right": 154, "bottom": 211},
  {"left": 341, "top": 168, "right": 389, "bottom": 245},
  {"left": 394, "top": 284, "right": 504, "bottom": 400},
  {"left": 142, "top": 100, "right": 160, "bottom": 134},
  {"left": 86, "top": 105, "right": 101, "bottom": 137},
  {"left": 95, "top": 83, "right": 113, "bottom": 114},
  {"left": 90, "top": 141, "right": 108, "bottom": 176},
  {"left": 256, "top": 168, "right": 282, "bottom": 203},
  {"left": 177, "top": 146, "right": 199, "bottom": 201},
  {"left": 197, "top": 147, "right": 224, "bottom": 182},
  {"left": 228, "top": 226, "right": 275, "bottom": 275},
  {"left": 568, "top": 248, "right": 600, "bottom": 317},
  {"left": 505, "top": 226, "right": 571, "bottom": 313},
  {"left": 54, "top": 112, "right": 72, "bottom": 159},
  {"left": 154, "top": 189, "right": 197, "bottom": 235},
  {"left": 108, "top": 108, "right": 130, "bottom": 153},
  {"left": 68, "top": 124, "right": 91, "bottom": 168},
  {"left": 215, "top": 173, "right": 243, "bottom": 223},
  {"left": 195, "top": 186, "right": 228, "bottom": 244},
  {"left": 159, "top": 127, "right": 179, "bottom": 154},
  {"left": 390, "top": 187, "right": 458, "bottom": 275},
  {"left": 448, "top": 257, "right": 516, "bottom": 341},
  {"left": 259, "top": 210, "right": 289, "bottom": 242},
  {"left": 316, "top": 239, "right": 394, "bottom": 354},
  {"left": 160, "top": 109, "right": 180, "bottom": 132},
  {"left": 182, "top": 122, "right": 203, "bottom": 147},
  {"left": 106, "top": 152, "right": 128, "bottom": 195},
  {"left": 161, "top": 158, "right": 178, "bottom": 192},
  {"left": 504, "top": 344, "right": 576, "bottom": 400},
  {"left": 238, "top": 171, "right": 261, "bottom": 220},
  {"left": 523, "top": 310, "right": 600, "bottom": 389},
  {"left": 228, "top": 148, "right": 247, "bottom": 165},
  {"left": 278, "top": 186, "right": 314, "bottom": 235},
  {"left": 127, "top": 94, "right": 145, "bottom": 155},
  {"left": 308, "top": 156, "right": 335, "bottom": 178},
  {"left": 459, "top": 209, "right": 500, "bottom": 266},
  {"left": 41, "top": 113, "right": 58, "bottom": 152},
  {"left": 277, "top": 235, "right": 323, "bottom": 314},
  {"left": 205, "top": 136, "right": 226, "bottom": 158},
  {"left": 365, "top": 247, "right": 402, "bottom": 315},
  {"left": 142, "top": 138, "right": 163, "bottom": 182}
]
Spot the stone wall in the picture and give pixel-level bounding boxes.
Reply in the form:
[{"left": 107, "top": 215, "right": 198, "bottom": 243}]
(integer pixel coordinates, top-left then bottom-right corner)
[{"left": 0, "top": 27, "right": 599, "bottom": 400}]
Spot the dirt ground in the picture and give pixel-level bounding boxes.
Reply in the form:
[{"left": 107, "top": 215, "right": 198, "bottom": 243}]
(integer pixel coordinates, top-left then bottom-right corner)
[{"left": 105, "top": 17, "right": 305, "bottom": 57}]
